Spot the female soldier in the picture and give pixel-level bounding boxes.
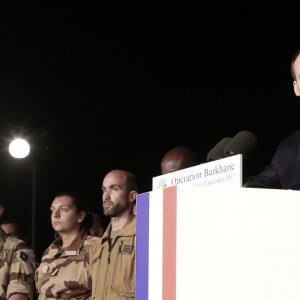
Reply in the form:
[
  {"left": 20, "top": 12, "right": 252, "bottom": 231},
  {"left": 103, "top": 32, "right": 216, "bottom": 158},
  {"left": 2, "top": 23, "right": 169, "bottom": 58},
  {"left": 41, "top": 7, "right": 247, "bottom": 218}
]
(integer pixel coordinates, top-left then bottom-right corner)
[{"left": 35, "top": 191, "right": 101, "bottom": 299}]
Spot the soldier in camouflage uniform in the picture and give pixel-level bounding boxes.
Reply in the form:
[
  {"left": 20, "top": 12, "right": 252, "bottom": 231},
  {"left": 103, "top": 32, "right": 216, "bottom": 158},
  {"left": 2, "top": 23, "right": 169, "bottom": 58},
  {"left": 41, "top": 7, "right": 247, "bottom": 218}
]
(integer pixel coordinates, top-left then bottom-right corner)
[
  {"left": 89, "top": 169, "right": 138, "bottom": 300},
  {"left": 0, "top": 226, "right": 37, "bottom": 300},
  {"left": 35, "top": 190, "right": 102, "bottom": 299}
]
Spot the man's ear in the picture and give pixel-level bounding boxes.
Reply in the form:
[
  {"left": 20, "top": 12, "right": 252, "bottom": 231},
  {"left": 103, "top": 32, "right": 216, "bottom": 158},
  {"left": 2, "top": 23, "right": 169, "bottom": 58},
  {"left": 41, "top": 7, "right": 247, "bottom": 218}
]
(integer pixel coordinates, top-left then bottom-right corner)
[
  {"left": 129, "top": 190, "right": 138, "bottom": 203},
  {"left": 293, "top": 81, "right": 300, "bottom": 96}
]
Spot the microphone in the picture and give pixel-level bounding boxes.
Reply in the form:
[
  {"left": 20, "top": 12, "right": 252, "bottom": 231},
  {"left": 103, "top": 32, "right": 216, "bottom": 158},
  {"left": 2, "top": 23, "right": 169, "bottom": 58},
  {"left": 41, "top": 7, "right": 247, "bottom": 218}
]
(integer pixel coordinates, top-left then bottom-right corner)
[
  {"left": 224, "top": 130, "right": 258, "bottom": 161},
  {"left": 207, "top": 137, "right": 232, "bottom": 162}
]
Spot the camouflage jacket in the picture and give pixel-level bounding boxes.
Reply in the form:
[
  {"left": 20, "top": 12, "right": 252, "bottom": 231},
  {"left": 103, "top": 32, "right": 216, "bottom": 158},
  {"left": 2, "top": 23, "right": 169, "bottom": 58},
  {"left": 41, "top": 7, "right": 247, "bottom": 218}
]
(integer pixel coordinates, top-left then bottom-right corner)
[
  {"left": 89, "top": 215, "right": 136, "bottom": 300},
  {"left": 0, "top": 227, "right": 36, "bottom": 300},
  {"left": 35, "top": 234, "right": 101, "bottom": 300}
]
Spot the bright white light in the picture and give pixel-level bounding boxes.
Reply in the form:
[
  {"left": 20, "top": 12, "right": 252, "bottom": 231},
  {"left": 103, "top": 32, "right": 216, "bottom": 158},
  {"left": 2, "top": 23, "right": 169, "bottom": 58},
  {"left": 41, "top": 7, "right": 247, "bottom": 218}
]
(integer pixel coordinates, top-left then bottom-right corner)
[{"left": 9, "top": 138, "right": 31, "bottom": 159}]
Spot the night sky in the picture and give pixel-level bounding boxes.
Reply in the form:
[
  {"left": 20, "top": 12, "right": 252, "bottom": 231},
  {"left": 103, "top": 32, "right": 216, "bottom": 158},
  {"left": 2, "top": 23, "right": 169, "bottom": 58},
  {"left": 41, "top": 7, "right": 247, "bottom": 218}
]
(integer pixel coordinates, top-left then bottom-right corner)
[{"left": 0, "top": 2, "right": 300, "bottom": 257}]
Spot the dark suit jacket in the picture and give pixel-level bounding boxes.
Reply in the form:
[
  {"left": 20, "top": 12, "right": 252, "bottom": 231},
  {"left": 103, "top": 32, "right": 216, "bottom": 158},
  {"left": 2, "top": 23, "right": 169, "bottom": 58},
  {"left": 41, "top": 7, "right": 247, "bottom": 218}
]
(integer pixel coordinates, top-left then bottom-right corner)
[{"left": 245, "top": 128, "right": 300, "bottom": 190}]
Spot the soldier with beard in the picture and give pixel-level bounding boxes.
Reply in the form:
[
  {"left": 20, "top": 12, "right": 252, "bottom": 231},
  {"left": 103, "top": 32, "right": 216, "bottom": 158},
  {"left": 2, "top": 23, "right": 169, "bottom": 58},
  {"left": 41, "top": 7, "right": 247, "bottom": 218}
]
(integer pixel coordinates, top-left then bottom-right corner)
[{"left": 89, "top": 169, "right": 138, "bottom": 300}]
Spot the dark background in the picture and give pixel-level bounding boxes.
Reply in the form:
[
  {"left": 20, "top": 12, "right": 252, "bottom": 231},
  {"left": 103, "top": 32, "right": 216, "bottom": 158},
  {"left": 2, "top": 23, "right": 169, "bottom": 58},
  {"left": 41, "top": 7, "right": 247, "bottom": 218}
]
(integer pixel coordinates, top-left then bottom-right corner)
[{"left": 0, "top": 2, "right": 299, "bottom": 258}]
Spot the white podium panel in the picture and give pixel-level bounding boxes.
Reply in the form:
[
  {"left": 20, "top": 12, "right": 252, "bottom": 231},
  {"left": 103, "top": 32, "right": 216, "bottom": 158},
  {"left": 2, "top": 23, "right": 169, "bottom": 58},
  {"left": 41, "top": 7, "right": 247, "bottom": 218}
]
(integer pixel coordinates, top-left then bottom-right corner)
[
  {"left": 152, "top": 154, "right": 242, "bottom": 190},
  {"left": 136, "top": 186, "right": 300, "bottom": 300}
]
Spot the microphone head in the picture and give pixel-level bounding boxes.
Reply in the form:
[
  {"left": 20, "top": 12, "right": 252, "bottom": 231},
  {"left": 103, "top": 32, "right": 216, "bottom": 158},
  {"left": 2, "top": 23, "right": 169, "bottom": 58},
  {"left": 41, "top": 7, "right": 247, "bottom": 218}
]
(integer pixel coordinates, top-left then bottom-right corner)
[
  {"left": 224, "top": 130, "right": 258, "bottom": 161},
  {"left": 207, "top": 137, "right": 232, "bottom": 162}
]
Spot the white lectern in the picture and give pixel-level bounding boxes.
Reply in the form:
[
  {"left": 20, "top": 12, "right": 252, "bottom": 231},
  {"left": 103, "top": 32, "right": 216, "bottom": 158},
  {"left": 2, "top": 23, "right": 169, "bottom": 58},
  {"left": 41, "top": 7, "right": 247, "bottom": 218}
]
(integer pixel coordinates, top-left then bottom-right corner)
[{"left": 136, "top": 185, "right": 300, "bottom": 300}]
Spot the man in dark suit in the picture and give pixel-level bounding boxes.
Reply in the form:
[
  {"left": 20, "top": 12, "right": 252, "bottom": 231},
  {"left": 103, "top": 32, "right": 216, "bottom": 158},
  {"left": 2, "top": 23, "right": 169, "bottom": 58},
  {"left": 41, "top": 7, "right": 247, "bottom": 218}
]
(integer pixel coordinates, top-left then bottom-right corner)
[{"left": 245, "top": 48, "right": 300, "bottom": 189}]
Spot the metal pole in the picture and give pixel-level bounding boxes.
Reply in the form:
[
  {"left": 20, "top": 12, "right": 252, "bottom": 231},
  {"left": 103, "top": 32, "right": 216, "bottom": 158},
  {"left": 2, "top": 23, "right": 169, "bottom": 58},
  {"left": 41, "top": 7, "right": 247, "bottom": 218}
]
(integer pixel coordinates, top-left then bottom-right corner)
[{"left": 31, "top": 163, "right": 36, "bottom": 252}]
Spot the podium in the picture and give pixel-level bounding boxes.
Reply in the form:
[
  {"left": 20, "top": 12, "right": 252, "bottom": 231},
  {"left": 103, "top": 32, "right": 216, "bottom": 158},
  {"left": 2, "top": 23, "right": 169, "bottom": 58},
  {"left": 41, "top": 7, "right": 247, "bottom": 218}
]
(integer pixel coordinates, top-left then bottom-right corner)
[{"left": 136, "top": 185, "right": 300, "bottom": 300}]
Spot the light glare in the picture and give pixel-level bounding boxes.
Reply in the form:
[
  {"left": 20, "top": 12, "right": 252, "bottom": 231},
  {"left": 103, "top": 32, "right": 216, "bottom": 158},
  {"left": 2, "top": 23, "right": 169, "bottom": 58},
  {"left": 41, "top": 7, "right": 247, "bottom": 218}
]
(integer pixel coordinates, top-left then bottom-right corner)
[{"left": 9, "top": 138, "right": 30, "bottom": 159}]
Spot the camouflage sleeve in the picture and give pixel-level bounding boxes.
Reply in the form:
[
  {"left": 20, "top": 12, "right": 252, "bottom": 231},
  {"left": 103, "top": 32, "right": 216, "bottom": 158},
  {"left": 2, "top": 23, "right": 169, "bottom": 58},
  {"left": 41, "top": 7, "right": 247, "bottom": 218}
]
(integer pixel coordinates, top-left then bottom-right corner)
[{"left": 6, "top": 241, "right": 37, "bottom": 300}]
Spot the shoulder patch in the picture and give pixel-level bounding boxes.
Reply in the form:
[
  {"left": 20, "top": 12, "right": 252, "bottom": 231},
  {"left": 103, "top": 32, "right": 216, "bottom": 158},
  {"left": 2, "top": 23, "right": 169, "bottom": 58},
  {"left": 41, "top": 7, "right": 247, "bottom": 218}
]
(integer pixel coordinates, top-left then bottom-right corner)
[{"left": 20, "top": 251, "right": 29, "bottom": 262}]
